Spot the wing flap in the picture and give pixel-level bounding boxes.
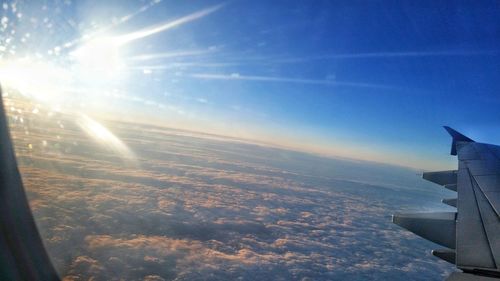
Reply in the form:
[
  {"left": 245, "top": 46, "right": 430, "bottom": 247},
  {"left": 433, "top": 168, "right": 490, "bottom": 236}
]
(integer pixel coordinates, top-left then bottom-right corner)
[
  {"left": 423, "top": 170, "right": 458, "bottom": 186},
  {"left": 445, "top": 184, "right": 458, "bottom": 192},
  {"left": 432, "top": 249, "right": 456, "bottom": 264},
  {"left": 442, "top": 198, "right": 457, "bottom": 208},
  {"left": 392, "top": 212, "right": 456, "bottom": 249},
  {"left": 446, "top": 272, "right": 500, "bottom": 281}
]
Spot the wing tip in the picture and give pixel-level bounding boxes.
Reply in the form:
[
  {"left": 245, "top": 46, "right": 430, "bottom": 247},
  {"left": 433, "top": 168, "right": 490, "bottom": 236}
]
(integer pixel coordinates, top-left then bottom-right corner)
[
  {"left": 443, "top": 126, "right": 474, "bottom": 143},
  {"left": 443, "top": 126, "right": 474, "bottom": 155}
]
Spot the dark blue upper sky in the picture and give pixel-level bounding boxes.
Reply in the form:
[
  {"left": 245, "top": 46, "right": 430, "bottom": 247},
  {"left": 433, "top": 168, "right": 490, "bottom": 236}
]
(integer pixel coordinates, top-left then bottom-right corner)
[{"left": 2, "top": 0, "right": 500, "bottom": 168}]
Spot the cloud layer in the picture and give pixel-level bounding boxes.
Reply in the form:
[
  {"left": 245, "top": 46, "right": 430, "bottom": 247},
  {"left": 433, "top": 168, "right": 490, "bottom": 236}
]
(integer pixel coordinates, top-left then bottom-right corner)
[{"left": 5, "top": 93, "right": 455, "bottom": 280}]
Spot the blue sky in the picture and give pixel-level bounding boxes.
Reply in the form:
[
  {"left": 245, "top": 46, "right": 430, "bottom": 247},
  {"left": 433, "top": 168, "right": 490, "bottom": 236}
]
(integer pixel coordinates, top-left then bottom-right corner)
[{"left": 2, "top": 0, "right": 500, "bottom": 169}]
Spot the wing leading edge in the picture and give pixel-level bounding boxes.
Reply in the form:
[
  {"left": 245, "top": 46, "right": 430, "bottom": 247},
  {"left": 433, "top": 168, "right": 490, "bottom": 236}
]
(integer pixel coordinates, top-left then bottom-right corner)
[{"left": 393, "top": 127, "right": 500, "bottom": 281}]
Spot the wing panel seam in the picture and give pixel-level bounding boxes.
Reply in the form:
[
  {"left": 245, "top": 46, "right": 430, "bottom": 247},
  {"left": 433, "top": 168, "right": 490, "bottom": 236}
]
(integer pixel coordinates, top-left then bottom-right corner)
[{"left": 468, "top": 167, "right": 497, "bottom": 268}]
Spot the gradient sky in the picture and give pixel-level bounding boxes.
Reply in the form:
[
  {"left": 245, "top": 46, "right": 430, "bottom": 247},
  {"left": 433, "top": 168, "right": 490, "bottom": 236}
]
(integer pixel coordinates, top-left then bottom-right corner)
[{"left": 2, "top": 0, "right": 500, "bottom": 169}]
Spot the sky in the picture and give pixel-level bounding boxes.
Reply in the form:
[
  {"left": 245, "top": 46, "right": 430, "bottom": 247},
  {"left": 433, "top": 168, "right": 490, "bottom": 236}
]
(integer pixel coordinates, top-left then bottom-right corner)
[{"left": 1, "top": 0, "right": 500, "bottom": 170}]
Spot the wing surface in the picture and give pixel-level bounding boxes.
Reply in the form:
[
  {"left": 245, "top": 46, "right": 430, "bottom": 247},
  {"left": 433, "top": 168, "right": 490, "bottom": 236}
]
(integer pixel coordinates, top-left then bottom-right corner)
[{"left": 393, "top": 127, "right": 500, "bottom": 280}]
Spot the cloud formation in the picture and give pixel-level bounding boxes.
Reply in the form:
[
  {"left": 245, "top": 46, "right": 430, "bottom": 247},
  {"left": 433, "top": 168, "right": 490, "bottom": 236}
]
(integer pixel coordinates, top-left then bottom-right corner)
[{"left": 5, "top": 93, "right": 454, "bottom": 280}]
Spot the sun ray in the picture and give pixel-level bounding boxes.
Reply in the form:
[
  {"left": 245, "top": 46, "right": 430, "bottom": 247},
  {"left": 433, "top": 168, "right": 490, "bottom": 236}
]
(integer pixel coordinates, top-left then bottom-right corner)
[
  {"left": 114, "top": 4, "right": 224, "bottom": 45},
  {"left": 126, "top": 50, "right": 214, "bottom": 61},
  {"left": 59, "top": 0, "right": 165, "bottom": 51},
  {"left": 0, "top": 2, "right": 225, "bottom": 161}
]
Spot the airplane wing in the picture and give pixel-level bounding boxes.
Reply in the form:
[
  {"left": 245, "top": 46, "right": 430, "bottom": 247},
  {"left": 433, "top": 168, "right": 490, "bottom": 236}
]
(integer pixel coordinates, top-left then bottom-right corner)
[
  {"left": 0, "top": 87, "right": 59, "bottom": 280},
  {"left": 393, "top": 127, "right": 500, "bottom": 280}
]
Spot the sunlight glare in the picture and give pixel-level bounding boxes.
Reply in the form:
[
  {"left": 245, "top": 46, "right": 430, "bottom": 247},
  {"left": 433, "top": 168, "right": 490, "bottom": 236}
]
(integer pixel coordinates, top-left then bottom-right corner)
[
  {"left": 70, "top": 37, "right": 124, "bottom": 80},
  {"left": 0, "top": 57, "right": 71, "bottom": 103},
  {"left": 77, "top": 114, "right": 135, "bottom": 159}
]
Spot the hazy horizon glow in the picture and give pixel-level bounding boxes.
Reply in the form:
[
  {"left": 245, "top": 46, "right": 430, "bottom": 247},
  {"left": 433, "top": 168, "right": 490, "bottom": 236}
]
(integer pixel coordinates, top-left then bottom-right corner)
[{"left": 1, "top": 0, "right": 499, "bottom": 170}]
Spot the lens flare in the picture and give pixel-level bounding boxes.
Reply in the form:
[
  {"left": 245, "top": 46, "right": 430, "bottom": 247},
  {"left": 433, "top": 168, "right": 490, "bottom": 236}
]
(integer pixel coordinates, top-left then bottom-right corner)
[
  {"left": 76, "top": 114, "right": 135, "bottom": 160},
  {"left": 0, "top": 2, "right": 224, "bottom": 160}
]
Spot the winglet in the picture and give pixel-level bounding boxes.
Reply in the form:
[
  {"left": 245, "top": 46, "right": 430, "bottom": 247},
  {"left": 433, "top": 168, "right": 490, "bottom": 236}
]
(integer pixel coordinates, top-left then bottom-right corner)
[
  {"left": 444, "top": 126, "right": 474, "bottom": 143},
  {"left": 444, "top": 126, "right": 474, "bottom": 155}
]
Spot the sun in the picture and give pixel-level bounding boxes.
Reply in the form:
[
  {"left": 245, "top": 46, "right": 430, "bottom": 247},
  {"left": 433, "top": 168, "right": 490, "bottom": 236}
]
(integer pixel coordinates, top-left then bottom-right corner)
[
  {"left": 0, "top": 34, "right": 128, "bottom": 107},
  {"left": 0, "top": 57, "right": 72, "bottom": 104},
  {"left": 70, "top": 36, "right": 125, "bottom": 81}
]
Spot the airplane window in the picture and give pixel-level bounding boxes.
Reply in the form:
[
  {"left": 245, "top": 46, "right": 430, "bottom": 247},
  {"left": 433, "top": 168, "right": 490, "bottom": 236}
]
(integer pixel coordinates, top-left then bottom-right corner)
[{"left": 1, "top": 1, "right": 499, "bottom": 280}]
